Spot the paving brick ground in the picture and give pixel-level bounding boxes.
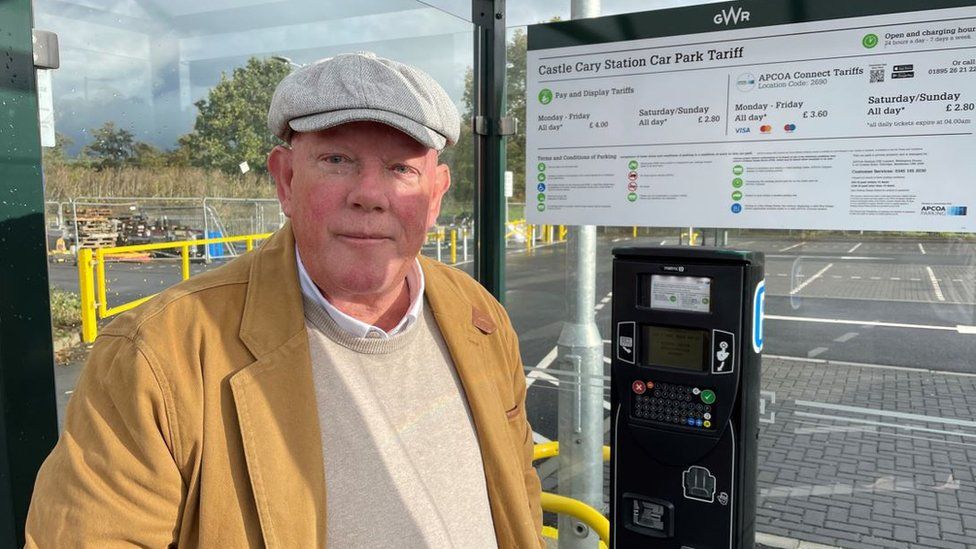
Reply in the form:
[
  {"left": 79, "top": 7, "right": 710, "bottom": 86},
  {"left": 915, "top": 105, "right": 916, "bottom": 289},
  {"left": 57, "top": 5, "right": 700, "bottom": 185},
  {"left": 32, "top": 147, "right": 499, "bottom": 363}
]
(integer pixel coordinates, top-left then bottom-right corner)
[{"left": 756, "top": 356, "right": 976, "bottom": 548}]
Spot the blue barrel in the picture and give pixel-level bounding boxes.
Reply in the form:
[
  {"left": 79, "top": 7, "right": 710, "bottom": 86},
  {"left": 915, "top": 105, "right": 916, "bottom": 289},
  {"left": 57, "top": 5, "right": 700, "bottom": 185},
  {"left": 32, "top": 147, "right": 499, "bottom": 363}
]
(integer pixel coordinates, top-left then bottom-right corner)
[{"left": 207, "top": 231, "right": 225, "bottom": 257}]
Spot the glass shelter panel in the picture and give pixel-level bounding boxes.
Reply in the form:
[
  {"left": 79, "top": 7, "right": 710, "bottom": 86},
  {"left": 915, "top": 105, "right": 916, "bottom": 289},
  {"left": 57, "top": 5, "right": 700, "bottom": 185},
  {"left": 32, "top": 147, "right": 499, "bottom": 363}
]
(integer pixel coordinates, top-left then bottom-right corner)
[
  {"left": 506, "top": 2, "right": 976, "bottom": 548},
  {"left": 34, "top": 0, "right": 476, "bottom": 425}
]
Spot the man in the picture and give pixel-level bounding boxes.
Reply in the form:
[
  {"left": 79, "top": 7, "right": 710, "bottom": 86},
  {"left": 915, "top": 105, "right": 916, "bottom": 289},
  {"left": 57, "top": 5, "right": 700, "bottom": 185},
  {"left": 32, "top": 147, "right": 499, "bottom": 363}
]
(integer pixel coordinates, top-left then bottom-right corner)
[{"left": 26, "top": 52, "right": 544, "bottom": 548}]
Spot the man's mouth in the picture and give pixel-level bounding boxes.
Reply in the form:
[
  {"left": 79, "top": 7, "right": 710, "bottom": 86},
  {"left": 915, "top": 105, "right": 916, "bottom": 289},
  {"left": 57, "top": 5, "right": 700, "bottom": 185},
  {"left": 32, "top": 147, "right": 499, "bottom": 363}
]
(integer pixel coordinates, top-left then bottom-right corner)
[{"left": 337, "top": 232, "right": 391, "bottom": 242}]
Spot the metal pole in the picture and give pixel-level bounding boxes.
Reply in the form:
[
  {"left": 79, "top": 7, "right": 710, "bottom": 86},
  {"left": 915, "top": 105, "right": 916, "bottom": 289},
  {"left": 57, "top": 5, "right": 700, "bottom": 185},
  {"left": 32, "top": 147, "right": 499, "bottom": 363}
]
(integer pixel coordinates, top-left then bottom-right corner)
[
  {"left": 203, "top": 198, "right": 210, "bottom": 263},
  {"left": 556, "top": 2, "right": 603, "bottom": 548}
]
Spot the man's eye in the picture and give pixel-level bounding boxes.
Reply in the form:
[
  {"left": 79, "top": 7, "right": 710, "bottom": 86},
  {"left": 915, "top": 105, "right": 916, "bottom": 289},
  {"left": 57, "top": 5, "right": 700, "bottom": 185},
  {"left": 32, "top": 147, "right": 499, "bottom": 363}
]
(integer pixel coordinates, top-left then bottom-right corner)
[
  {"left": 392, "top": 164, "right": 417, "bottom": 175},
  {"left": 323, "top": 155, "right": 346, "bottom": 164}
]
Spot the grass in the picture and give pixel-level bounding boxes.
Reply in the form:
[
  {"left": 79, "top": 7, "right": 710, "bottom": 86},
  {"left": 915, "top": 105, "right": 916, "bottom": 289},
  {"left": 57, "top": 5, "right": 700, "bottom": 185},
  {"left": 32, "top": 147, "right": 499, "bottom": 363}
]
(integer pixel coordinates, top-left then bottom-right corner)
[{"left": 44, "top": 164, "right": 277, "bottom": 201}]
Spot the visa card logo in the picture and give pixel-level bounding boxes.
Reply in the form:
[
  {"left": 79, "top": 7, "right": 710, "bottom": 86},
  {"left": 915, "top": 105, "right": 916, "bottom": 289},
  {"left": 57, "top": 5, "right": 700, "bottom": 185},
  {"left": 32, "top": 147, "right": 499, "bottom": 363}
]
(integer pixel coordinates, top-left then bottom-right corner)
[{"left": 752, "top": 280, "right": 765, "bottom": 353}]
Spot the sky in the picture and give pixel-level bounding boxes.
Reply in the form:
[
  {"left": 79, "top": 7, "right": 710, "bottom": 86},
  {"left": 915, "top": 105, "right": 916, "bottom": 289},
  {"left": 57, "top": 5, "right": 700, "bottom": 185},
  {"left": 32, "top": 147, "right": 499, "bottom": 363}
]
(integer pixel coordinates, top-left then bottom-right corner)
[{"left": 33, "top": 0, "right": 723, "bottom": 154}]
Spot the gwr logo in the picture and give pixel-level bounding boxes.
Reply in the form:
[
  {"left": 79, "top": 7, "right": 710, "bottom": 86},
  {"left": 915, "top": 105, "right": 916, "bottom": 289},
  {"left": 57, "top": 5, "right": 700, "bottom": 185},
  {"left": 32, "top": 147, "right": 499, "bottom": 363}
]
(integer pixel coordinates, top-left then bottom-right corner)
[{"left": 713, "top": 6, "right": 751, "bottom": 26}]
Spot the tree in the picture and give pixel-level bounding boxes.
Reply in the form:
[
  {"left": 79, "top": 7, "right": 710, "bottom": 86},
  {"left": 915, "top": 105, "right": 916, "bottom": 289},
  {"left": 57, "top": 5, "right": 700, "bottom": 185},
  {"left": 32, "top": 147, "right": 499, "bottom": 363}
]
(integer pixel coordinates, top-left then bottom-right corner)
[
  {"left": 132, "top": 142, "right": 170, "bottom": 168},
  {"left": 83, "top": 122, "right": 136, "bottom": 169},
  {"left": 179, "top": 57, "right": 291, "bottom": 174},
  {"left": 449, "top": 27, "right": 529, "bottom": 213},
  {"left": 42, "top": 132, "right": 74, "bottom": 166},
  {"left": 504, "top": 28, "right": 528, "bottom": 203}
]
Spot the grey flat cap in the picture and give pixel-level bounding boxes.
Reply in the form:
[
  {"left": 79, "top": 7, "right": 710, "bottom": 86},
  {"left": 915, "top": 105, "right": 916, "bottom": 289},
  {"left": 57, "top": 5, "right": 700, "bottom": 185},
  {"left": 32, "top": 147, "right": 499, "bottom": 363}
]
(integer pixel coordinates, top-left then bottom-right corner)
[{"left": 267, "top": 52, "right": 460, "bottom": 150}]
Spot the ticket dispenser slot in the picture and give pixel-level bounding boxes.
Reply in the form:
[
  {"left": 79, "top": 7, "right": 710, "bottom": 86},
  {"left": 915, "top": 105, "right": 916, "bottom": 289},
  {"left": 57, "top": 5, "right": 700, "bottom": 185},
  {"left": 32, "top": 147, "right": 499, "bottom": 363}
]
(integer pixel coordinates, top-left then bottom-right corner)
[{"left": 610, "top": 247, "right": 764, "bottom": 549}]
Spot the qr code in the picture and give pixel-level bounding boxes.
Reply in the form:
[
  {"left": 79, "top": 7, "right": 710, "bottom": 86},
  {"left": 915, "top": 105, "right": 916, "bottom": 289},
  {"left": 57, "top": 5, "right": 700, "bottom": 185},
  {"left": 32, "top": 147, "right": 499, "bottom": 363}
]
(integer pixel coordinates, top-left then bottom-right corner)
[{"left": 870, "top": 67, "right": 885, "bottom": 83}]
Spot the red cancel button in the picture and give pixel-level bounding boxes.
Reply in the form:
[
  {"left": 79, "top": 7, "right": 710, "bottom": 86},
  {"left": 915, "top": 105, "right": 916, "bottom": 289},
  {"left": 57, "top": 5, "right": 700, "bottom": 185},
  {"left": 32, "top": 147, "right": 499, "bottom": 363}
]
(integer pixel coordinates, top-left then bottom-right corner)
[{"left": 632, "top": 380, "right": 646, "bottom": 394}]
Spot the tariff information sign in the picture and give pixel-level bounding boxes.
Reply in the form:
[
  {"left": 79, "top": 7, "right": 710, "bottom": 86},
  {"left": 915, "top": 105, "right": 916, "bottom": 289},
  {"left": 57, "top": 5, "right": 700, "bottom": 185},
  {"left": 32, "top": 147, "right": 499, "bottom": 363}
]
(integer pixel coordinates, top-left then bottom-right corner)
[{"left": 525, "top": 1, "right": 976, "bottom": 231}]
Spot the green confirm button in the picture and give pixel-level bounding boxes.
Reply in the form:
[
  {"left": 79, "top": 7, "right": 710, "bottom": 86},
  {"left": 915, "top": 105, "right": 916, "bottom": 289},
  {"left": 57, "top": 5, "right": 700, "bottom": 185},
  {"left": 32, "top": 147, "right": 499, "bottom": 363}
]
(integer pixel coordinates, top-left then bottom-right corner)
[{"left": 700, "top": 389, "right": 716, "bottom": 405}]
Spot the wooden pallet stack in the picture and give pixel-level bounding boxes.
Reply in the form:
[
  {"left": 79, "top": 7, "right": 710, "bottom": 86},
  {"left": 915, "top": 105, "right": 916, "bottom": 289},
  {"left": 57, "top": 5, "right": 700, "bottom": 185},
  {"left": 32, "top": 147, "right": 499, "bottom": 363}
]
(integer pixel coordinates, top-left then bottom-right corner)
[{"left": 74, "top": 207, "right": 119, "bottom": 249}]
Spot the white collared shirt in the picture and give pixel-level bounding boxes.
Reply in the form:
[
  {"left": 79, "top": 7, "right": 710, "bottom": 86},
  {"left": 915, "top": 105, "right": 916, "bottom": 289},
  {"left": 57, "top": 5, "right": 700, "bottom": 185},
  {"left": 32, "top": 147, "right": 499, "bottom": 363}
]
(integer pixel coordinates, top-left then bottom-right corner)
[{"left": 296, "top": 245, "right": 425, "bottom": 339}]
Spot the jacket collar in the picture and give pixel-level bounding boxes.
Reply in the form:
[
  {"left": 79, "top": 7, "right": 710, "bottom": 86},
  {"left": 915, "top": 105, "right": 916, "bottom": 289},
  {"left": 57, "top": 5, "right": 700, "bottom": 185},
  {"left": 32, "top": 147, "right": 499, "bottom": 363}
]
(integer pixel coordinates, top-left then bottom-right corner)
[{"left": 239, "top": 223, "right": 306, "bottom": 358}]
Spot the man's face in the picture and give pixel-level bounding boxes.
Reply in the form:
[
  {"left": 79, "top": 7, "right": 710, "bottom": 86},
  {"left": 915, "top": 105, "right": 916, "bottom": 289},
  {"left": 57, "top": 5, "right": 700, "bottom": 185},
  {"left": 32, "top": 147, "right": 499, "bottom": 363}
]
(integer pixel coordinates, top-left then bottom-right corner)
[{"left": 269, "top": 121, "right": 450, "bottom": 301}]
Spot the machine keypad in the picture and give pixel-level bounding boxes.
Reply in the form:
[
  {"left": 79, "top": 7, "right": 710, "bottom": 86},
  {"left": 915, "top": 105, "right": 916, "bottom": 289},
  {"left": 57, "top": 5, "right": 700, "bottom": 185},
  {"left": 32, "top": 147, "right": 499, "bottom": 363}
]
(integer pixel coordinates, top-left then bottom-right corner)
[{"left": 632, "top": 382, "right": 714, "bottom": 429}]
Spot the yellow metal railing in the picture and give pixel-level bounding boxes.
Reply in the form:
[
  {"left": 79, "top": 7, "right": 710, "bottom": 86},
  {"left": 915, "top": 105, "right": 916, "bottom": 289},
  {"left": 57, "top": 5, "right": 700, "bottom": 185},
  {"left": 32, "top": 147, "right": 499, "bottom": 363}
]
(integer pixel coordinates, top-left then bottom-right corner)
[
  {"left": 506, "top": 220, "right": 567, "bottom": 251},
  {"left": 533, "top": 442, "right": 611, "bottom": 548},
  {"left": 78, "top": 233, "right": 272, "bottom": 343}
]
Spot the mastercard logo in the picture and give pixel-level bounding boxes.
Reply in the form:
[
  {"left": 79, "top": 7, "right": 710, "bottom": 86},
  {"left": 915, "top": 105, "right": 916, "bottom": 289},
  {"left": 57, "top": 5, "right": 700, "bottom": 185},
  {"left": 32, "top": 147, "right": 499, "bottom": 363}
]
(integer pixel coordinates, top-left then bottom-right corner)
[
  {"left": 784, "top": 124, "right": 796, "bottom": 132},
  {"left": 760, "top": 125, "right": 772, "bottom": 133}
]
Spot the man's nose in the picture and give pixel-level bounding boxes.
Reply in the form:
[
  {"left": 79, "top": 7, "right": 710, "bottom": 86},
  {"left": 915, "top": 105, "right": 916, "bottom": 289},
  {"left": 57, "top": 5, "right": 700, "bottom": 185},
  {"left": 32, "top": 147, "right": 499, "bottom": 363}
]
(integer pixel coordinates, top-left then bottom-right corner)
[{"left": 346, "top": 163, "right": 389, "bottom": 212}]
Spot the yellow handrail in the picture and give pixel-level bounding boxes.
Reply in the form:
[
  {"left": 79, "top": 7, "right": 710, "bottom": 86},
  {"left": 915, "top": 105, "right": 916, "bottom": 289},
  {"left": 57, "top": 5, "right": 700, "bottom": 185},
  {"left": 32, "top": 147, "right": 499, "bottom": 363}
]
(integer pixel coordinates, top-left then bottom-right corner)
[
  {"left": 540, "top": 493, "right": 610, "bottom": 549},
  {"left": 79, "top": 232, "right": 272, "bottom": 343},
  {"left": 532, "top": 442, "right": 611, "bottom": 547}
]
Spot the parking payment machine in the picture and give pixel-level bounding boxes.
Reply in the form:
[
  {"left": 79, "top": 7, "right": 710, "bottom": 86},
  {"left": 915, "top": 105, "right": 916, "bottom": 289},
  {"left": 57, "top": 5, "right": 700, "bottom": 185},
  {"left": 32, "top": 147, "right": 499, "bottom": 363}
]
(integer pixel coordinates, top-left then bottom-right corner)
[{"left": 610, "top": 247, "right": 764, "bottom": 549}]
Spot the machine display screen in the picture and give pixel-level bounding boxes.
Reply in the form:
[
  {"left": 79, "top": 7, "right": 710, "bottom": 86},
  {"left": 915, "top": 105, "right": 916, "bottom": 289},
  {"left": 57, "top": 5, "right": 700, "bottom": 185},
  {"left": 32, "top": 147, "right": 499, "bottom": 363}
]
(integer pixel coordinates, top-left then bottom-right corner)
[
  {"left": 646, "top": 275, "right": 711, "bottom": 313},
  {"left": 641, "top": 325, "right": 707, "bottom": 371}
]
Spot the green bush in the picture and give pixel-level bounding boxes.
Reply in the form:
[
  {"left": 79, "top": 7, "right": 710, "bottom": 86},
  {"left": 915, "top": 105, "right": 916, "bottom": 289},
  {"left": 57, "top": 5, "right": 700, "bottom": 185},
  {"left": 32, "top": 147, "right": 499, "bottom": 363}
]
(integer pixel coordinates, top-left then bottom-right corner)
[{"left": 49, "top": 288, "right": 81, "bottom": 329}]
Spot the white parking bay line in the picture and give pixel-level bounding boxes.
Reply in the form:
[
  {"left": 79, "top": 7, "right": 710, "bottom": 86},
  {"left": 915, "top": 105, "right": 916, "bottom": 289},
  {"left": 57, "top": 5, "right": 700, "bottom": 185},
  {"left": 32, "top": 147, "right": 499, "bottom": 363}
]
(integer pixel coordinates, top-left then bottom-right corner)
[
  {"left": 847, "top": 242, "right": 862, "bottom": 253},
  {"left": 926, "top": 266, "right": 946, "bottom": 301},
  {"left": 765, "top": 314, "right": 967, "bottom": 332},
  {"left": 789, "top": 263, "right": 833, "bottom": 295},
  {"left": 526, "top": 347, "right": 558, "bottom": 389},
  {"left": 807, "top": 347, "right": 829, "bottom": 358},
  {"left": 778, "top": 242, "right": 805, "bottom": 252},
  {"left": 795, "top": 400, "right": 976, "bottom": 429}
]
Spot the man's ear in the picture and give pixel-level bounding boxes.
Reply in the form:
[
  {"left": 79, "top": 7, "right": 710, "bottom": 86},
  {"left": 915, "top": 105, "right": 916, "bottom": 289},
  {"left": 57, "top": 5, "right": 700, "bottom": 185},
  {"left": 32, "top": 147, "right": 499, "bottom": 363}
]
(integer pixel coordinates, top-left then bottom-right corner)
[
  {"left": 268, "top": 145, "right": 295, "bottom": 217},
  {"left": 426, "top": 162, "right": 452, "bottom": 229}
]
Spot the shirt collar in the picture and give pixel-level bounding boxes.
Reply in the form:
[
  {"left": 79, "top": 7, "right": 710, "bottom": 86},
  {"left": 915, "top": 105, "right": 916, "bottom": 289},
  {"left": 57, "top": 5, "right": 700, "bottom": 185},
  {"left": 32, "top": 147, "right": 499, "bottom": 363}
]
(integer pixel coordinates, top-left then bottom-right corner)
[{"left": 295, "top": 245, "right": 425, "bottom": 339}]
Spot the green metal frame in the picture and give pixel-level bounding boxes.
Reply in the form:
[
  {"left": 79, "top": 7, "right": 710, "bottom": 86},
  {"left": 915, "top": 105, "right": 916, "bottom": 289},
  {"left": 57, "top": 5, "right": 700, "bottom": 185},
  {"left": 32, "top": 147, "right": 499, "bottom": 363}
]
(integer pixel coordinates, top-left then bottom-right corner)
[
  {"left": 0, "top": 0, "right": 61, "bottom": 545},
  {"left": 472, "top": 0, "right": 508, "bottom": 302}
]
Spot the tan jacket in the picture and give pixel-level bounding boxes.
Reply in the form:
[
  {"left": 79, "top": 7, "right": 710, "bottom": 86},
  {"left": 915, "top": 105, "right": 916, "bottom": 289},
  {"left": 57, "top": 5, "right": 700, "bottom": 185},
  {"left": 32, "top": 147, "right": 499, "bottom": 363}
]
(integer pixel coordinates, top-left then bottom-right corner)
[{"left": 26, "top": 225, "right": 544, "bottom": 548}]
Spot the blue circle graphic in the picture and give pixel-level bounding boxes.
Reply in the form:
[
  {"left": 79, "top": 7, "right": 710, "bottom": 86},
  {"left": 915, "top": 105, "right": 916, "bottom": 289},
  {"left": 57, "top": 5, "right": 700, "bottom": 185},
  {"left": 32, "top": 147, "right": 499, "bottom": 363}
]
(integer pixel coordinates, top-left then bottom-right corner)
[
  {"left": 537, "top": 183, "right": 546, "bottom": 192},
  {"left": 731, "top": 203, "right": 742, "bottom": 214}
]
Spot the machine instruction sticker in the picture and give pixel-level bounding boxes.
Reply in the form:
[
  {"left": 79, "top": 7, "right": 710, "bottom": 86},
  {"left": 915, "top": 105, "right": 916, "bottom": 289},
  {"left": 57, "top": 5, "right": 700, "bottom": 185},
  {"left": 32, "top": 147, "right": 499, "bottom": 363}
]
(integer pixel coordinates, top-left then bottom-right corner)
[
  {"left": 650, "top": 274, "right": 711, "bottom": 313},
  {"left": 526, "top": 2, "right": 976, "bottom": 231}
]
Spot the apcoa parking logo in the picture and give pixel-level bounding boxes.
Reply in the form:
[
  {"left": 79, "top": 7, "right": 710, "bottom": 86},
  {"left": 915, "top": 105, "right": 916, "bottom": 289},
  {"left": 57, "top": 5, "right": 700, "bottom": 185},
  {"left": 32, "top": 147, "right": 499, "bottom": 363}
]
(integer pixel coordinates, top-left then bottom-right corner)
[
  {"left": 921, "top": 205, "right": 968, "bottom": 216},
  {"left": 714, "top": 6, "right": 750, "bottom": 26}
]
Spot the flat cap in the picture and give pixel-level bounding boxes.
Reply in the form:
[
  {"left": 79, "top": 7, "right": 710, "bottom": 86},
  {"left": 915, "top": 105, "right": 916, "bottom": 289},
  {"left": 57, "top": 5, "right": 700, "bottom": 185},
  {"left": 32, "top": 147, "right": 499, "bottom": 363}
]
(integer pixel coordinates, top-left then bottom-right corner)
[{"left": 267, "top": 52, "right": 460, "bottom": 150}]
